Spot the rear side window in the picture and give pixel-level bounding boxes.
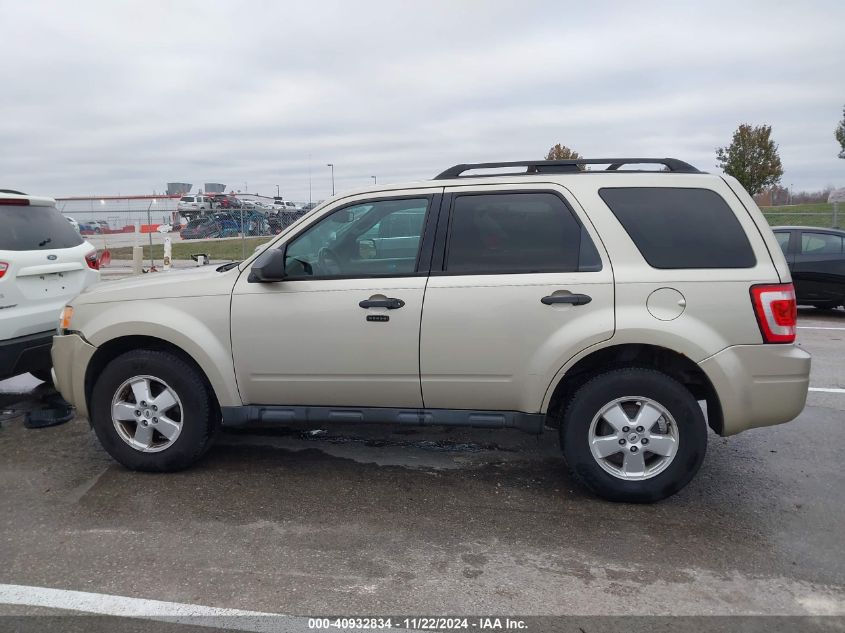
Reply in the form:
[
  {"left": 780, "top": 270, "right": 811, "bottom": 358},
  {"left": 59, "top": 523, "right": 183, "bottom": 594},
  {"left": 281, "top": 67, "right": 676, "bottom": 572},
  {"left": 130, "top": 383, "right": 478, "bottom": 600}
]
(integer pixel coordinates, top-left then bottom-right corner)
[
  {"left": 801, "top": 232, "right": 843, "bottom": 255},
  {"left": 599, "top": 187, "right": 756, "bottom": 269},
  {"left": 445, "top": 192, "right": 600, "bottom": 274},
  {"left": 0, "top": 206, "right": 84, "bottom": 251},
  {"left": 774, "top": 231, "right": 791, "bottom": 254}
]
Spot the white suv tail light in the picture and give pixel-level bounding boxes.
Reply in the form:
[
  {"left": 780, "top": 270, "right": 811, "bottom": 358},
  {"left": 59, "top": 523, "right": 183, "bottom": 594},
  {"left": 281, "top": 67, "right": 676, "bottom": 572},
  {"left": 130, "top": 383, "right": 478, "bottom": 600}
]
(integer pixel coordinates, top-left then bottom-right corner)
[
  {"left": 750, "top": 283, "right": 797, "bottom": 344},
  {"left": 0, "top": 262, "right": 7, "bottom": 279},
  {"left": 85, "top": 250, "right": 100, "bottom": 270}
]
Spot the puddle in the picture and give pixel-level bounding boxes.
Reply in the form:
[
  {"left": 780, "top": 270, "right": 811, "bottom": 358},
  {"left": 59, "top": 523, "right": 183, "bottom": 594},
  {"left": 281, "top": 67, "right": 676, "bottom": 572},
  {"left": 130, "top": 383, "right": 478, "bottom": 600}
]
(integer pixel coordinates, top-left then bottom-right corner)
[{"left": 225, "top": 426, "right": 516, "bottom": 454}]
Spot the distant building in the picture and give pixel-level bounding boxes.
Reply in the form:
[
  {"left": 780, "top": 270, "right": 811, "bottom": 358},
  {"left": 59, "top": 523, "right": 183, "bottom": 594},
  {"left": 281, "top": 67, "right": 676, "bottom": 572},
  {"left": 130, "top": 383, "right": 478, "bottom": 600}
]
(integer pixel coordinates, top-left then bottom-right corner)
[{"left": 204, "top": 183, "right": 226, "bottom": 193}]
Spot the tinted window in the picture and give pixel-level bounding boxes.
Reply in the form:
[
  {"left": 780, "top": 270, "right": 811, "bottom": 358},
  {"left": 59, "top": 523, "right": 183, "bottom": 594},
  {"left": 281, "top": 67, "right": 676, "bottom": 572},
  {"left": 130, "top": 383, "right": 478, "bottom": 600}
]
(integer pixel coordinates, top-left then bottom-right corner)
[
  {"left": 284, "top": 198, "right": 428, "bottom": 277},
  {"left": 774, "top": 231, "right": 791, "bottom": 254},
  {"left": 445, "top": 192, "right": 594, "bottom": 273},
  {"left": 0, "top": 206, "right": 84, "bottom": 251},
  {"left": 600, "top": 187, "right": 756, "bottom": 269},
  {"left": 801, "top": 232, "right": 843, "bottom": 255}
]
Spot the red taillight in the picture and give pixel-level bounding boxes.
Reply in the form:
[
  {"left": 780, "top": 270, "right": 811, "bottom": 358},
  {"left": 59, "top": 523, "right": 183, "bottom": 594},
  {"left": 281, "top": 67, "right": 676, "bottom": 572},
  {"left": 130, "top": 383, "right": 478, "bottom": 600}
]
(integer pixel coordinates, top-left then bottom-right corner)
[
  {"left": 0, "top": 198, "right": 29, "bottom": 206},
  {"left": 0, "top": 262, "right": 7, "bottom": 278},
  {"left": 750, "top": 283, "right": 797, "bottom": 343},
  {"left": 85, "top": 250, "right": 100, "bottom": 270}
]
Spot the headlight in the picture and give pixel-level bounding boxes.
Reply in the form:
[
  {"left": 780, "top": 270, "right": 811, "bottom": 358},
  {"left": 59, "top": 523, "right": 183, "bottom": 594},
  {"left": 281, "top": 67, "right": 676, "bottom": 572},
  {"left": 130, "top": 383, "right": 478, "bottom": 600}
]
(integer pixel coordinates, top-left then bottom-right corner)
[{"left": 58, "top": 306, "right": 74, "bottom": 333}]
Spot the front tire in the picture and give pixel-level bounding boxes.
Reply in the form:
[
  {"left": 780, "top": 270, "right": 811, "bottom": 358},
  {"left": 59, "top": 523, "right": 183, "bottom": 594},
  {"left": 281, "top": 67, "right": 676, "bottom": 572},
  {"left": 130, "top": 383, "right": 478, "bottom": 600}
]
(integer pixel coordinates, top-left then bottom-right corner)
[
  {"left": 560, "top": 368, "right": 707, "bottom": 503},
  {"left": 90, "top": 349, "right": 219, "bottom": 472}
]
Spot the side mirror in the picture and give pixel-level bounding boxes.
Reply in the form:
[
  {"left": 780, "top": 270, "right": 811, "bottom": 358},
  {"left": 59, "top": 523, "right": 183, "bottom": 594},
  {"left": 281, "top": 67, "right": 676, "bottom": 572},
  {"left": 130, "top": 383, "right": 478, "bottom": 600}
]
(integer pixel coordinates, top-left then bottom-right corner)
[
  {"left": 335, "top": 209, "right": 354, "bottom": 223},
  {"left": 358, "top": 238, "right": 376, "bottom": 259},
  {"left": 249, "top": 248, "right": 287, "bottom": 283}
]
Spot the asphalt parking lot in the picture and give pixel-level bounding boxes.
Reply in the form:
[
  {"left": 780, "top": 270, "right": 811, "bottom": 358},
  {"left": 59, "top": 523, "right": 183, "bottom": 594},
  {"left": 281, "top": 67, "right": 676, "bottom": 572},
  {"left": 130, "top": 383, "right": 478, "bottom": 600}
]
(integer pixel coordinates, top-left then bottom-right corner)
[{"left": 1, "top": 309, "right": 843, "bottom": 629}]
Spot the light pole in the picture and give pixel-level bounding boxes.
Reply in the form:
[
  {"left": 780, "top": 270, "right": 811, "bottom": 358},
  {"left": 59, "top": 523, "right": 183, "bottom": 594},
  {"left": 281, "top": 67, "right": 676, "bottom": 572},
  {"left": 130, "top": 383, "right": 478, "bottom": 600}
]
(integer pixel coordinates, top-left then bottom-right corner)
[
  {"left": 371, "top": 176, "right": 377, "bottom": 185},
  {"left": 327, "top": 164, "right": 335, "bottom": 196},
  {"left": 276, "top": 184, "right": 280, "bottom": 198}
]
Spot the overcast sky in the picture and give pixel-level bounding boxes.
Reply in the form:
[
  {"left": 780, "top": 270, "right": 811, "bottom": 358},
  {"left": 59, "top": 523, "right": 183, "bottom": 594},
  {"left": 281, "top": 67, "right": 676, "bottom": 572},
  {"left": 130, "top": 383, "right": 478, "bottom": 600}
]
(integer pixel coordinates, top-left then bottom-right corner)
[{"left": 1, "top": 0, "right": 843, "bottom": 200}]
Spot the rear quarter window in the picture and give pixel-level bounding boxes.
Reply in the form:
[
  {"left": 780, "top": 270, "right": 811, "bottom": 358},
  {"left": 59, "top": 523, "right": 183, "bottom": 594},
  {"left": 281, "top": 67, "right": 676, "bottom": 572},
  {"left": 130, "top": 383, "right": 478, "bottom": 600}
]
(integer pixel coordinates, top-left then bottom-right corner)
[
  {"left": 1, "top": 206, "right": 84, "bottom": 251},
  {"left": 599, "top": 187, "right": 756, "bottom": 269}
]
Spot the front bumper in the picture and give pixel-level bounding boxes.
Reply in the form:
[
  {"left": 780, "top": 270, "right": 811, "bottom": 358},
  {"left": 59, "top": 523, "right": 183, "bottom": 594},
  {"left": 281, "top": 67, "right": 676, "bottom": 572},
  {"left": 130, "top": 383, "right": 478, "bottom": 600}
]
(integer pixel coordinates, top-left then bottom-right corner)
[
  {"left": 51, "top": 333, "right": 97, "bottom": 418},
  {"left": 698, "top": 344, "right": 811, "bottom": 436},
  {"left": 0, "top": 330, "right": 55, "bottom": 381}
]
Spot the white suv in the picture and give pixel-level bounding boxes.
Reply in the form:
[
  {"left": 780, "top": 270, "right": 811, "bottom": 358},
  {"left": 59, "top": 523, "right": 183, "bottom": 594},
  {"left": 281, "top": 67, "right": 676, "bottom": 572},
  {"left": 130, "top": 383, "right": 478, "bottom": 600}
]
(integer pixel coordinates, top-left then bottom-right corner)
[
  {"left": 0, "top": 190, "right": 100, "bottom": 382},
  {"left": 176, "top": 195, "right": 209, "bottom": 214},
  {"left": 52, "top": 159, "right": 811, "bottom": 502}
]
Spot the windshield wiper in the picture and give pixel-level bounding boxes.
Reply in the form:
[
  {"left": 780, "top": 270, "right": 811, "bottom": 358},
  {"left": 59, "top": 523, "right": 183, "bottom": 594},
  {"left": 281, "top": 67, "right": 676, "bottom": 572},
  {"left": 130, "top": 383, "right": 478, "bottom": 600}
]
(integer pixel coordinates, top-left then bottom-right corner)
[{"left": 38, "top": 238, "right": 52, "bottom": 248}]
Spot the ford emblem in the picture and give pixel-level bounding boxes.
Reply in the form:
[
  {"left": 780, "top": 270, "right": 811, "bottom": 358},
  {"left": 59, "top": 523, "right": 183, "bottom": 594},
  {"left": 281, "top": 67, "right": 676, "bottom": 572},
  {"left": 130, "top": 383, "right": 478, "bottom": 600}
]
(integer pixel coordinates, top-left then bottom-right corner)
[{"left": 47, "top": 254, "right": 57, "bottom": 260}]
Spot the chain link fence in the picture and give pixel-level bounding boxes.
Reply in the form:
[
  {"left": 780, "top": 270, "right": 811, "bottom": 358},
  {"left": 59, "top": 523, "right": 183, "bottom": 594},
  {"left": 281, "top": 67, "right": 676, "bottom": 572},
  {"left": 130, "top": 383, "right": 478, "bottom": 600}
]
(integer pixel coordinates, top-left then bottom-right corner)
[
  {"left": 56, "top": 200, "right": 310, "bottom": 266},
  {"left": 761, "top": 203, "right": 841, "bottom": 229}
]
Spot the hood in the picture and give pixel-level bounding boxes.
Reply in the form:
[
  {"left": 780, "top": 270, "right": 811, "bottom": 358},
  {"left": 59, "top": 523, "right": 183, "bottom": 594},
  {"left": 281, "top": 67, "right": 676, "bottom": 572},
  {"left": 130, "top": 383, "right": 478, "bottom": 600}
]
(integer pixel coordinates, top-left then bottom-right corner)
[{"left": 74, "top": 264, "right": 239, "bottom": 305}]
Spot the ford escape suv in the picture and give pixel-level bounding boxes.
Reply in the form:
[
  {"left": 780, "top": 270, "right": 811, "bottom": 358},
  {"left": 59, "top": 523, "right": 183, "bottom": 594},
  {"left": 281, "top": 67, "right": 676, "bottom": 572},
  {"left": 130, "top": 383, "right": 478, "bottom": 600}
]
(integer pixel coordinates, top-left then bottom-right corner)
[
  {"left": 0, "top": 190, "right": 100, "bottom": 382},
  {"left": 52, "top": 158, "right": 810, "bottom": 502}
]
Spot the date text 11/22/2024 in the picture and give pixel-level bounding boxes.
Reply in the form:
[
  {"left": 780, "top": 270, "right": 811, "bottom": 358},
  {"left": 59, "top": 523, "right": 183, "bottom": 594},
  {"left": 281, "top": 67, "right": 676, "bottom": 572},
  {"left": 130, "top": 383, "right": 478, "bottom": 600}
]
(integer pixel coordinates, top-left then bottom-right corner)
[{"left": 308, "top": 617, "right": 528, "bottom": 630}]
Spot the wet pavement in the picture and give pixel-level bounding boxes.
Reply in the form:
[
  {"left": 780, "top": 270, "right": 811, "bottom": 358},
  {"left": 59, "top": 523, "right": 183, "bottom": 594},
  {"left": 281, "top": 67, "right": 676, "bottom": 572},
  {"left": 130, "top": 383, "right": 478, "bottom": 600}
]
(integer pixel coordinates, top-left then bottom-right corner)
[{"left": 0, "top": 309, "right": 843, "bottom": 624}]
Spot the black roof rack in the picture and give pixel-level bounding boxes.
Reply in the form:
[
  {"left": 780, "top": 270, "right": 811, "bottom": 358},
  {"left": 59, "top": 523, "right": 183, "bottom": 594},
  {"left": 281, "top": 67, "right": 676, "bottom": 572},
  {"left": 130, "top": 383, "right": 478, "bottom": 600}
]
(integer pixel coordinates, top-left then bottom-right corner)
[{"left": 434, "top": 158, "right": 700, "bottom": 180}]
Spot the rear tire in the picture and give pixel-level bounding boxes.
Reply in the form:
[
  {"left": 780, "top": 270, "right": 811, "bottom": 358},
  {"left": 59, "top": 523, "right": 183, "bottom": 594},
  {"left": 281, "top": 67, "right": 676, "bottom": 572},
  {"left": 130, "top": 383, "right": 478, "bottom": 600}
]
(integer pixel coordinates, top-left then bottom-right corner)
[
  {"left": 90, "top": 349, "right": 219, "bottom": 472},
  {"left": 560, "top": 368, "right": 707, "bottom": 503}
]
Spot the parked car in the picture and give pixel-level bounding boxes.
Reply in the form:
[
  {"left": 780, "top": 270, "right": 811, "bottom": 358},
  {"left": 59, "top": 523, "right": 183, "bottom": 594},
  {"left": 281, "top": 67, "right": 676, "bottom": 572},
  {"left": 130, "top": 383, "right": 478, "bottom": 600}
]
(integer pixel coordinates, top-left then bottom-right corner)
[
  {"left": 179, "top": 218, "right": 220, "bottom": 240},
  {"left": 1, "top": 191, "right": 100, "bottom": 382},
  {"left": 52, "top": 157, "right": 810, "bottom": 502},
  {"left": 209, "top": 194, "right": 239, "bottom": 210},
  {"left": 95, "top": 219, "right": 110, "bottom": 233},
  {"left": 78, "top": 221, "right": 102, "bottom": 234},
  {"left": 211, "top": 213, "right": 240, "bottom": 237},
  {"left": 267, "top": 214, "right": 284, "bottom": 234},
  {"left": 157, "top": 223, "right": 174, "bottom": 234},
  {"left": 176, "top": 195, "right": 209, "bottom": 214},
  {"left": 772, "top": 226, "right": 845, "bottom": 309},
  {"left": 272, "top": 198, "right": 300, "bottom": 212}
]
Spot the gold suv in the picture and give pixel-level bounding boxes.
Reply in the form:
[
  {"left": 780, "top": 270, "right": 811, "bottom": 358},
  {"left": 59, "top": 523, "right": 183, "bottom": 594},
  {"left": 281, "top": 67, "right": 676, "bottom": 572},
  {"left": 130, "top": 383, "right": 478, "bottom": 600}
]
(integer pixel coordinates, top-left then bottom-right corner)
[{"left": 52, "top": 158, "right": 811, "bottom": 502}]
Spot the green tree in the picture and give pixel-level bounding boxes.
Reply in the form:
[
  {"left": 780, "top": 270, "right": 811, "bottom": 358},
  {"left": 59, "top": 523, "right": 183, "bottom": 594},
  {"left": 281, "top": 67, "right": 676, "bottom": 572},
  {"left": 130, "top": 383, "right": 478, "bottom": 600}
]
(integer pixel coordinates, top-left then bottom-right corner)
[
  {"left": 716, "top": 124, "right": 783, "bottom": 196},
  {"left": 545, "top": 144, "right": 581, "bottom": 161},
  {"left": 836, "top": 106, "right": 845, "bottom": 159}
]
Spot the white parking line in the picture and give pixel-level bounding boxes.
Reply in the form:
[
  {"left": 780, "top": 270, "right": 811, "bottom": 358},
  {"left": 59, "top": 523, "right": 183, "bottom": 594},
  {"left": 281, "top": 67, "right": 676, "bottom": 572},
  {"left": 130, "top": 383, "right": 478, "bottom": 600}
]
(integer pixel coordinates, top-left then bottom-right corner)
[
  {"left": 798, "top": 326, "right": 845, "bottom": 331},
  {"left": 809, "top": 387, "right": 845, "bottom": 394},
  {"left": 0, "top": 584, "right": 305, "bottom": 632}
]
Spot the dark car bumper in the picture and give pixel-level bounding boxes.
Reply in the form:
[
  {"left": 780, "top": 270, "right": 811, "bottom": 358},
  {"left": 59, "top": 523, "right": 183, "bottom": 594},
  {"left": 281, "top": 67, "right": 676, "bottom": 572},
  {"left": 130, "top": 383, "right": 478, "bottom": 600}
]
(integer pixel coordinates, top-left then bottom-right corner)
[{"left": 0, "top": 330, "right": 55, "bottom": 381}]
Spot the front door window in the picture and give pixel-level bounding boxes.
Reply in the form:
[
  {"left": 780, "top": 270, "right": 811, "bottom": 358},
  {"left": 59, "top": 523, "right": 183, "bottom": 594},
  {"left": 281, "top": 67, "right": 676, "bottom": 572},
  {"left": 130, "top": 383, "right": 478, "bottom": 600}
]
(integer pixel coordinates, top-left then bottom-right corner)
[{"left": 284, "top": 198, "right": 429, "bottom": 278}]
